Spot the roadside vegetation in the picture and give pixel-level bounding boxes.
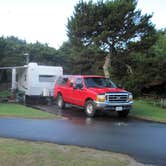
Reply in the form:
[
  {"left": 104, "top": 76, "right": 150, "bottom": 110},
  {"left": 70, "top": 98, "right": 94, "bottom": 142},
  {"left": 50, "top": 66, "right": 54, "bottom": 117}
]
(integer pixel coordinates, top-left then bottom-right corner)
[
  {"left": 0, "top": 103, "right": 56, "bottom": 119},
  {"left": 0, "top": 90, "right": 11, "bottom": 97},
  {"left": 1, "top": 101, "right": 166, "bottom": 123},
  {"left": 140, "top": 97, "right": 166, "bottom": 108},
  {"left": 132, "top": 99, "right": 166, "bottom": 123},
  {"left": 0, "top": 138, "right": 144, "bottom": 166}
]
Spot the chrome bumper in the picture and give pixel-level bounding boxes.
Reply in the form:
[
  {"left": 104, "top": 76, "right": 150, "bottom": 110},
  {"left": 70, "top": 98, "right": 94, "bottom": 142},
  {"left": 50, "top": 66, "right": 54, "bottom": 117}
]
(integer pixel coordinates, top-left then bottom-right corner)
[{"left": 94, "top": 101, "right": 133, "bottom": 111}]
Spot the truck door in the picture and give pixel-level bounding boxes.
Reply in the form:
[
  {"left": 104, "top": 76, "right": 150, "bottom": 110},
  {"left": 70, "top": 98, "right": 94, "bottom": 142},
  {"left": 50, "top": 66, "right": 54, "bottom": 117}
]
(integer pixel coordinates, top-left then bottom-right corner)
[
  {"left": 71, "top": 77, "right": 86, "bottom": 106},
  {"left": 60, "top": 77, "right": 73, "bottom": 103}
]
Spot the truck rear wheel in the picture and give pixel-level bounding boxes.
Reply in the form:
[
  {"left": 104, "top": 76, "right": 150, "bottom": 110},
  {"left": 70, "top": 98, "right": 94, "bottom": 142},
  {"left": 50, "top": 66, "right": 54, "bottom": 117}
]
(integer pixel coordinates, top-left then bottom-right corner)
[
  {"left": 57, "top": 94, "right": 65, "bottom": 109},
  {"left": 118, "top": 110, "right": 129, "bottom": 118},
  {"left": 85, "top": 100, "right": 96, "bottom": 117}
]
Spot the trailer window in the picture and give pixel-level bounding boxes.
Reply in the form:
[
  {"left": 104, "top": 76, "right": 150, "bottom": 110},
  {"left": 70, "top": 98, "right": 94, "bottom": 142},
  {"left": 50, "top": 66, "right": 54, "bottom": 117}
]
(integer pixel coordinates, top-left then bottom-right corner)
[{"left": 39, "top": 75, "right": 55, "bottom": 82}]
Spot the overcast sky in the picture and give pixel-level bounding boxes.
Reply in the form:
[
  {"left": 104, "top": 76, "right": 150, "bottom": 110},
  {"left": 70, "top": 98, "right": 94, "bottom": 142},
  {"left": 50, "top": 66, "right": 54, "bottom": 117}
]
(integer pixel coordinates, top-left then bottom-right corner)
[{"left": 0, "top": 0, "right": 165, "bottom": 49}]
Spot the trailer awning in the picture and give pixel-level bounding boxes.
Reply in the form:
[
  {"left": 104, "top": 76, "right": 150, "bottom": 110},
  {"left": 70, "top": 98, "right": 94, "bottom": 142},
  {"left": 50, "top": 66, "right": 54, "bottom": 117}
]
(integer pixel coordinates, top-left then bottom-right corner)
[
  {"left": 0, "top": 65, "right": 28, "bottom": 70},
  {"left": 0, "top": 65, "right": 28, "bottom": 90}
]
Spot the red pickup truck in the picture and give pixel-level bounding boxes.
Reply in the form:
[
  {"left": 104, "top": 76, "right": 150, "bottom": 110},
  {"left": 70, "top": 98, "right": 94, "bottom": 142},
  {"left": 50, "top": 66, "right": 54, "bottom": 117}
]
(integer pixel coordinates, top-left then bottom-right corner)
[{"left": 54, "top": 75, "right": 133, "bottom": 117}]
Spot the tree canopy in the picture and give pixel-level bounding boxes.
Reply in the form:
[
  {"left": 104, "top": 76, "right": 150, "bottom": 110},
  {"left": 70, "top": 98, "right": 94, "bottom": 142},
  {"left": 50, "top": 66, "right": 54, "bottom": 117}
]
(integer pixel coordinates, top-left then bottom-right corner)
[
  {"left": 113, "top": 29, "right": 166, "bottom": 96},
  {"left": 67, "top": 0, "right": 157, "bottom": 77},
  {"left": 0, "top": 36, "right": 65, "bottom": 67}
]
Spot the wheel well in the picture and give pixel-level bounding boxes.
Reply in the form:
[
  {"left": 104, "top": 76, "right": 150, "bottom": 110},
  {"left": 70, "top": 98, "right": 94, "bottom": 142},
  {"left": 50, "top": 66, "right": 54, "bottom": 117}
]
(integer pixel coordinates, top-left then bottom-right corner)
[
  {"left": 84, "top": 98, "right": 93, "bottom": 106},
  {"left": 55, "top": 92, "right": 62, "bottom": 99},
  {"left": 57, "top": 92, "right": 62, "bottom": 97}
]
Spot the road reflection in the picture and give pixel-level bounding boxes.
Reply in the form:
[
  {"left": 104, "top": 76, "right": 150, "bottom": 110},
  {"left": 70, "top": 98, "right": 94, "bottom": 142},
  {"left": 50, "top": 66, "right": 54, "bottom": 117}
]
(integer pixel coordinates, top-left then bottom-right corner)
[{"left": 58, "top": 104, "right": 131, "bottom": 126}]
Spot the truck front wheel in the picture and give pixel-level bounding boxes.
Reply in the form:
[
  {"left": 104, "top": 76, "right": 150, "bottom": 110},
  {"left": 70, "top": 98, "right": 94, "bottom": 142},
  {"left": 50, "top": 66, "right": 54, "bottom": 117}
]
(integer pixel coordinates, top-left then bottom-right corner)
[
  {"left": 57, "top": 94, "right": 65, "bottom": 109},
  {"left": 118, "top": 110, "right": 129, "bottom": 118},
  {"left": 85, "top": 100, "right": 96, "bottom": 117}
]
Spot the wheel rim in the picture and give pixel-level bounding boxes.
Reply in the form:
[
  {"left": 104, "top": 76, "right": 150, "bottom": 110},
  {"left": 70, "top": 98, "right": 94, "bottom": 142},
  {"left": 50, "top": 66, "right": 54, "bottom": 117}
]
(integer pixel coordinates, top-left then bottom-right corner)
[{"left": 86, "top": 103, "right": 94, "bottom": 114}]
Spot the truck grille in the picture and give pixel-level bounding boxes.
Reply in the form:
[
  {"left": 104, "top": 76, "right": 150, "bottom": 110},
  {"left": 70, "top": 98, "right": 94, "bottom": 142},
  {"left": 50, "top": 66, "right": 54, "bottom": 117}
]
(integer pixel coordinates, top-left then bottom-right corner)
[{"left": 106, "top": 93, "right": 128, "bottom": 103}]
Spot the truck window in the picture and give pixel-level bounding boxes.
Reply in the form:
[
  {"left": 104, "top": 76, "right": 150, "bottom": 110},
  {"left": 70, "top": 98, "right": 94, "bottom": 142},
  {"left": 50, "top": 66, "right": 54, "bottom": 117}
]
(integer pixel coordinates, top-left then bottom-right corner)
[
  {"left": 39, "top": 75, "right": 55, "bottom": 82},
  {"left": 57, "top": 76, "right": 68, "bottom": 85},
  {"left": 75, "top": 78, "right": 83, "bottom": 85},
  {"left": 75, "top": 78, "right": 83, "bottom": 89},
  {"left": 84, "top": 77, "right": 117, "bottom": 88}
]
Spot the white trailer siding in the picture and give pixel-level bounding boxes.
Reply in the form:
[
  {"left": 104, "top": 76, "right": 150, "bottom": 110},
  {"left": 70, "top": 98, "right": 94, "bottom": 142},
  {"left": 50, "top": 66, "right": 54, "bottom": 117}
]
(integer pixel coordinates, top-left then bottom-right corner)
[
  {"left": 12, "top": 68, "right": 17, "bottom": 90},
  {"left": 16, "top": 63, "right": 63, "bottom": 96}
]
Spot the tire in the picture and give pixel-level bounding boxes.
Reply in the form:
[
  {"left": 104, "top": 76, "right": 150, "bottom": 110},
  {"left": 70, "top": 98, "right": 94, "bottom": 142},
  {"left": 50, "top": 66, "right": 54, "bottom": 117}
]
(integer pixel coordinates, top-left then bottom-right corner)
[
  {"left": 85, "top": 100, "right": 96, "bottom": 117},
  {"left": 118, "top": 110, "right": 129, "bottom": 118},
  {"left": 56, "top": 94, "right": 65, "bottom": 109}
]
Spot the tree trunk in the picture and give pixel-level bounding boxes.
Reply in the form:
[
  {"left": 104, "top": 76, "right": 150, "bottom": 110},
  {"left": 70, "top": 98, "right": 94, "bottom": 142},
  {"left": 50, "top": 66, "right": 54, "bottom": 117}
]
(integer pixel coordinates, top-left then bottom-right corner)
[
  {"left": 103, "top": 54, "right": 110, "bottom": 78},
  {"left": 126, "top": 64, "right": 133, "bottom": 75}
]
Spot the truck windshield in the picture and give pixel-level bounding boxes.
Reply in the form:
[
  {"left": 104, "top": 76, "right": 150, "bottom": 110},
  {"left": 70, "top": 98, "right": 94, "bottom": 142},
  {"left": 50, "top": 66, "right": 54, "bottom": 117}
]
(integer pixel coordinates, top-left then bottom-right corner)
[{"left": 84, "top": 77, "right": 117, "bottom": 88}]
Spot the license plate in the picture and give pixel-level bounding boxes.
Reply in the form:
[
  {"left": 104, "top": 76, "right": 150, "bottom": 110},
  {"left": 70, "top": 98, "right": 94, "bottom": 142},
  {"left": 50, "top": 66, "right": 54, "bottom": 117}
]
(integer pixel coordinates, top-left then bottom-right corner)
[{"left": 116, "top": 106, "right": 123, "bottom": 111}]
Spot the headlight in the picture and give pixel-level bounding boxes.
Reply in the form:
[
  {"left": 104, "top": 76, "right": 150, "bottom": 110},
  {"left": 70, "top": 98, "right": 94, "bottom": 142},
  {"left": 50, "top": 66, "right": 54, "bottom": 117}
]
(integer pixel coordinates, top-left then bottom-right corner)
[
  {"left": 128, "top": 93, "right": 133, "bottom": 101},
  {"left": 96, "top": 94, "right": 105, "bottom": 102}
]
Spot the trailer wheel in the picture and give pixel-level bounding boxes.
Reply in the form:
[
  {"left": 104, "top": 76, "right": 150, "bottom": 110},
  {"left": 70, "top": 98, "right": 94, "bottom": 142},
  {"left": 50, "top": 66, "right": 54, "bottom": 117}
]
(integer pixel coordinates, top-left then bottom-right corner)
[
  {"left": 118, "top": 110, "right": 129, "bottom": 118},
  {"left": 57, "top": 94, "right": 65, "bottom": 109},
  {"left": 25, "top": 95, "right": 30, "bottom": 104},
  {"left": 85, "top": 100, "right": 96, "bottom": 117}
]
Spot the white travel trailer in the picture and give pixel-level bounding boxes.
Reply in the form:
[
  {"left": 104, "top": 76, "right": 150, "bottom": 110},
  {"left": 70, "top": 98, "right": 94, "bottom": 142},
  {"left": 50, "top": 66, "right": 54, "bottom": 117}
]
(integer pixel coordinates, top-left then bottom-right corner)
[{"left": 12, "top": 63, "right": 63, "bottom": 99}]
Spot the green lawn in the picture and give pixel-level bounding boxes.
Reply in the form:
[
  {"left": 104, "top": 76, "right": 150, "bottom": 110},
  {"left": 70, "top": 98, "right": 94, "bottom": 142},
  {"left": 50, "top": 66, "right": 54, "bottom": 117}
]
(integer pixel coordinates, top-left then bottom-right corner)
[
  {"left": 131, "top": 100, "right": 166, "bottom": 123},
  {"left": 0, "top": 103, "right": 56, "bottom": 119},
  {"left": 0, "top": 138, "right": 141, "bottom": 166}
]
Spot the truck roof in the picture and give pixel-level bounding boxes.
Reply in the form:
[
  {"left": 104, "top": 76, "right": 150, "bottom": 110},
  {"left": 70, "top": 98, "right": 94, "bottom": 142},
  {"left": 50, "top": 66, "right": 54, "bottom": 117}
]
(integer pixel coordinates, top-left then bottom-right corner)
[{"left": 65, "top": 75, "right": 105, "bottom": 78}]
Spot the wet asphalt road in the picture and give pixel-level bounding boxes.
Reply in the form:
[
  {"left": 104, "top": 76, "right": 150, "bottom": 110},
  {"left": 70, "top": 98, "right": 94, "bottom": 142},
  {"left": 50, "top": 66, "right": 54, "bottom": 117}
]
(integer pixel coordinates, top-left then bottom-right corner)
[{"left": 0, "top": 105, "right": 166, "bottom": 166}]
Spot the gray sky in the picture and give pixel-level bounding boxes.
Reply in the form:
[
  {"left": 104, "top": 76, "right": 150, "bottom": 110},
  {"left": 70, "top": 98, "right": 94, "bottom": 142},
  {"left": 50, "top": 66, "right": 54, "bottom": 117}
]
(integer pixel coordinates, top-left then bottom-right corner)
[{"left": 0, "top": 0, "right": 165, "bottom": 49}]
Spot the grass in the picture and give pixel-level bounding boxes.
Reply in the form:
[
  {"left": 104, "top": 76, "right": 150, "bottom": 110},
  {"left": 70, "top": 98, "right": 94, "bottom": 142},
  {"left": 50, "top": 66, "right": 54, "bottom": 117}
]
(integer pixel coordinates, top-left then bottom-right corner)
[
  {"left": 131, "top": 99, "right": 166, "bottom": 123},
  {"left": 141, "top": 97, "right": 166, "bottom": 108},
  {"left": 0, "top": 103, "right": 57, "bottom": 119},
  {"left": 0, "top": 138, "right": 142, "bottom": 166}
]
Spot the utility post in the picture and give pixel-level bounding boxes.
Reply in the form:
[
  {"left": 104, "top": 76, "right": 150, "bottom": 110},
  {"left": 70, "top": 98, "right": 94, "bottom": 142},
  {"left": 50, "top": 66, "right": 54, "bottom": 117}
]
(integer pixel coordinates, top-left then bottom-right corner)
[{"left": 24, "top": 53, "right": 30, "bottom": 65}]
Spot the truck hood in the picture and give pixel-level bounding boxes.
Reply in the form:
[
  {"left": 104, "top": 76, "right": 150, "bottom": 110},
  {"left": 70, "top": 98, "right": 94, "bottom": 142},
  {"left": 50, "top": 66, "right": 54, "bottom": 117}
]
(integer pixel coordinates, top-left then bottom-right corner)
[{"left": 88, "top": 87, "right": 127, "bottom": 94}]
